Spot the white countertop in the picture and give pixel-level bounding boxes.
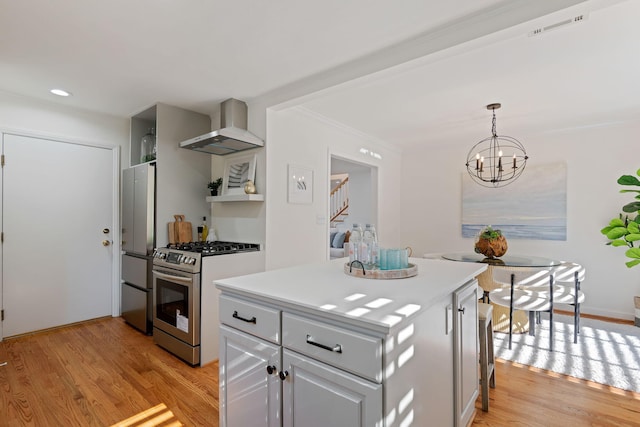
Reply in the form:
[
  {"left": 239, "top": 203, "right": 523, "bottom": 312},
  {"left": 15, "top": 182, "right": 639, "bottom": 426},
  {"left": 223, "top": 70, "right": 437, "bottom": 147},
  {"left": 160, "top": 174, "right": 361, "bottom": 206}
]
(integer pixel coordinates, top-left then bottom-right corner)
[{"left": 215, "top": 258, "right": 487, "bottom": 334}]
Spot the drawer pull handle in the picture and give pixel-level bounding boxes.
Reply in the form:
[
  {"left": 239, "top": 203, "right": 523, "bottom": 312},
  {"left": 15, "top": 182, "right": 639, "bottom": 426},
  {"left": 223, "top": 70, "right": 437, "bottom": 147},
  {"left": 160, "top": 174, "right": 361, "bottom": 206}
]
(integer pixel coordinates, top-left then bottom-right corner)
[
  {"left": 232, "top": 311, "right": 256, "bottom": 324},
  {"left": 306, "top": 334, "right": 342, "bottom": 354}
]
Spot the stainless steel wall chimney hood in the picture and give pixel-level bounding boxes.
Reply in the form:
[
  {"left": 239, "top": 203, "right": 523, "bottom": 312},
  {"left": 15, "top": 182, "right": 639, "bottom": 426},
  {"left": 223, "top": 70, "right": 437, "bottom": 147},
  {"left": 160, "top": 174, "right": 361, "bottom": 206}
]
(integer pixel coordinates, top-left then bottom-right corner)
[{"left": 179, "top": 98, "right": 264, "bottom": 155}]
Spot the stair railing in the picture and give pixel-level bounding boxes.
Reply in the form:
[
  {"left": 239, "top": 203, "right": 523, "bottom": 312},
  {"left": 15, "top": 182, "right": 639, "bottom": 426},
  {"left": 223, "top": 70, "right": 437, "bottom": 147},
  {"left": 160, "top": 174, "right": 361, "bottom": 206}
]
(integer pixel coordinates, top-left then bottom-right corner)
[{"left": 330, "top": 177, "right": 349, "bottom": 223}]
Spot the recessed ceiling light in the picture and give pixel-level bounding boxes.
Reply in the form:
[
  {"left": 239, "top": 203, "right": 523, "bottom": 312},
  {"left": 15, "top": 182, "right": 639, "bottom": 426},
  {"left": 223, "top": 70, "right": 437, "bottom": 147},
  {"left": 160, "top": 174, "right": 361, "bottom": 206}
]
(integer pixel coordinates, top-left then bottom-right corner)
[{"left": 50, "top": 88, "right": 71, "bottom": 97}]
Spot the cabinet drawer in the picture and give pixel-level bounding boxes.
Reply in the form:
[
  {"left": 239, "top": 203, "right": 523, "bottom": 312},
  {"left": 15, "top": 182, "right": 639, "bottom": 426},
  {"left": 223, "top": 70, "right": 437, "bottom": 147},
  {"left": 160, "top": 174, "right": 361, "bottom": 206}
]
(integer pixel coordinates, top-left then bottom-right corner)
[
  {"left": 282, "top": 313, "right": 382, "bottom": 383},
  {"left": 219, "top": 294, "right": 280, "bottom": 344}
]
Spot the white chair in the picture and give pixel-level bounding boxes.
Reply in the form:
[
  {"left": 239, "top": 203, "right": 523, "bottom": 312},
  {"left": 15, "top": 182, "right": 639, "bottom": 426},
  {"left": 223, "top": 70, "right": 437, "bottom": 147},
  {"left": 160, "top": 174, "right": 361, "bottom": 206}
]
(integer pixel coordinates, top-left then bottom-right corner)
[
  {"left": 489, "top": 267, "right": 555, "bottom": 351},
  {"left": 551, "top": 262, "right": 586, "bottom": 343}
]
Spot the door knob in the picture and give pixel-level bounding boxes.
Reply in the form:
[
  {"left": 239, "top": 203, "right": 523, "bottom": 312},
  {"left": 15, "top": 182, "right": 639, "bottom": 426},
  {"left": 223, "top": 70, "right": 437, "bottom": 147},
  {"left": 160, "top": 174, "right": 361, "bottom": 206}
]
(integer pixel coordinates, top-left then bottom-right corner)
[
  {"left": 102, "top": 228, "right": 110, "bottom": 234},
  {"left": 102, "top": 240, "right": 111, "bottom": 246},
  {"left": 266, "top": 365, "right": 277, "bottom": 375},
  {"left": 279, "top": 370, "right": 289, "bottom": 381}
]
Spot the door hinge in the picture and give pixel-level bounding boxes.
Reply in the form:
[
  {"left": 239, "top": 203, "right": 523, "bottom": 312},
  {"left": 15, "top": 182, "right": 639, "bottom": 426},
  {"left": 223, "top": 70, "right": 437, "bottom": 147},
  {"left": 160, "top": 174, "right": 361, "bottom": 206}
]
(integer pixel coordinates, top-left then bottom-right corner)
[
  {"left": 1, "top": 154, "right": 4, "bottom": 167},
  {"left": 1, "top": 232, "right": 3, "bottom": 243},
  {"left": 1, "top": 310, "right": 4, "bottom": 321}
]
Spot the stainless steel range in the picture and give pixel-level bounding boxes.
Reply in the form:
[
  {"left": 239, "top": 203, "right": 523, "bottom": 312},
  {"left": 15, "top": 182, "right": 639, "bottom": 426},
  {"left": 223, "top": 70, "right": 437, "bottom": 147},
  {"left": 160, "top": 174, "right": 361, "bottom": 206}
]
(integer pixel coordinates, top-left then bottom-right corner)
[{"left": 152, "top": 241, "right": 260, "bottom": 366}]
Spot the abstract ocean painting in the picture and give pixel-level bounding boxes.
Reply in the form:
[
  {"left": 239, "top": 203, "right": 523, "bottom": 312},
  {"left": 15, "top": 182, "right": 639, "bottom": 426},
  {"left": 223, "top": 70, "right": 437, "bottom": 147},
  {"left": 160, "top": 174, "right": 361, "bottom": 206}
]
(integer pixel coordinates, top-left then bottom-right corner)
[{"left": 462, "top": 162, "right": 567, "bottom": 241}]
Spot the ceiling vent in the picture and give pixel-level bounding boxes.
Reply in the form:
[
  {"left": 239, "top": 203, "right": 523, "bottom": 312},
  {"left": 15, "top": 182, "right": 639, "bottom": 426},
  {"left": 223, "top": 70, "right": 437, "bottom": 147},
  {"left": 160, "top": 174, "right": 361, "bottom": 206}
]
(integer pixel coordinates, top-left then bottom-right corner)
[{"left": 528, "top": 14, "right": 588, "bottom": 37}]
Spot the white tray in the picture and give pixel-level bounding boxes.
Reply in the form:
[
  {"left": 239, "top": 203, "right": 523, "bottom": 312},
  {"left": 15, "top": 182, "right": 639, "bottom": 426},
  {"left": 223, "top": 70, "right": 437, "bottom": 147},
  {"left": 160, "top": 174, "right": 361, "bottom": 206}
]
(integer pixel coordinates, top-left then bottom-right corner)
[{"left": 344, "top": 262, "right": 418, "bottom": 279}]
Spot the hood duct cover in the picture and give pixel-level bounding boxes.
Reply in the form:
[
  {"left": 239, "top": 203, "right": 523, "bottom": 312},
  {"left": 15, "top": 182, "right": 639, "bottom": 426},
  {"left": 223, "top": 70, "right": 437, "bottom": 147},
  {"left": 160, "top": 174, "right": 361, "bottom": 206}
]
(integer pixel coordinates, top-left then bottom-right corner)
[{"left": 179, "top": 98, "right": 264, "bottom": 155}]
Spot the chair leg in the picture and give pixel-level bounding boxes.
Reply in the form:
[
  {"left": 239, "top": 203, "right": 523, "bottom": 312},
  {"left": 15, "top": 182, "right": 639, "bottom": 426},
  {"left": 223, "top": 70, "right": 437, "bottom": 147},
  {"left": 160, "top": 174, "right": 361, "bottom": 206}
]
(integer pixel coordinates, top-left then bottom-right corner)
[
  {"left": 549, "top": 308, "right": 554, "bottom": 352},
  {"left": 573, "top": 302, "right": 582, "bottom": 344},
  {"left": 574, "top": 305, "right": 578, "bottom": 344},
  {"left": 575, "top": 272, "right": 580, "bottom": 344},
  {"left": 508, "top": 280, "right": 514, "bottom": 350}
]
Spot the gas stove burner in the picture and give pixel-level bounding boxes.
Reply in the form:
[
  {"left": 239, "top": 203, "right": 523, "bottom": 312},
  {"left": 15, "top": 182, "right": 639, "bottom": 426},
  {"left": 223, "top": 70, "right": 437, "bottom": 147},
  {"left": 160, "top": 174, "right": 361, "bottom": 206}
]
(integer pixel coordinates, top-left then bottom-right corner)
[{"left": 166, "top": 241, "right": 260, "bottom": 256}]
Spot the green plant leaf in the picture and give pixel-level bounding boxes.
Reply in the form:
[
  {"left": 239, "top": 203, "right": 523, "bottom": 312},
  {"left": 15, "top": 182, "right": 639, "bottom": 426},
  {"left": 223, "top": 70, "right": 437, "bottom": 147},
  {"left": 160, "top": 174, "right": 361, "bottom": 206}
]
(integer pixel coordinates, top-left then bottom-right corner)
[
  {"left": 625, "top": 247, "right": 640, "bottom": 258},
  {"left": 622, "top": 201, "right": 640, "bottom": 213},
  {"left": 628, "top": 222, "right": 640, "bottom": 233},
  {"left": 626, "top": 259, "right": 640, "bottom": 268},
  {"left": 618, "top": 175, "right": 640, "bottom": 186},
  {"left": 619, "top": 190, "right": 640, "bottom": 194},
  {"left": 611, "top": 239, "right": 630, "bottom": 247},
  {"left": 626, "top": 233, "right": 640, "bottom": 242},
  {"left": 610, "top": 218, "right": 626, "bottom": 227},
  {"left": 606, "top": 227, "right": 630, "bottom": 239}
]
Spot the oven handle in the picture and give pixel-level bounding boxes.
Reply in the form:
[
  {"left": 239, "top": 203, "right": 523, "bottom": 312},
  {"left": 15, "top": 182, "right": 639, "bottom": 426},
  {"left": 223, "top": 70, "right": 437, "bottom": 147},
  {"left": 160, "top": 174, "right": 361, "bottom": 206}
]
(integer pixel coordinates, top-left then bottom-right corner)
[{"left": 152, "top": 270, "right": 194, "bottom": 285}]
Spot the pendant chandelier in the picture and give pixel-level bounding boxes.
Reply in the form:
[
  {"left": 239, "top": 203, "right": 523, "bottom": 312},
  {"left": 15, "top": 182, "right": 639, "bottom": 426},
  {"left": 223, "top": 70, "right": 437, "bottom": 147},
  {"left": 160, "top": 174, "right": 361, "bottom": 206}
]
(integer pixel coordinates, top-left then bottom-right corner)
[{"left": 465, "top": 103, "right": 528, "bottom": 188}]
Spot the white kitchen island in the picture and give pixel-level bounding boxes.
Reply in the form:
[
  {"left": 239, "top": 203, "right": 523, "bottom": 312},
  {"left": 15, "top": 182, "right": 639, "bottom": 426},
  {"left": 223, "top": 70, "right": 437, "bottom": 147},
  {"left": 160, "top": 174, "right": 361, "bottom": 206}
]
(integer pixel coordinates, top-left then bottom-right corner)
[{"left": 215, "top": 257, "right": 487, "bottom": 427}]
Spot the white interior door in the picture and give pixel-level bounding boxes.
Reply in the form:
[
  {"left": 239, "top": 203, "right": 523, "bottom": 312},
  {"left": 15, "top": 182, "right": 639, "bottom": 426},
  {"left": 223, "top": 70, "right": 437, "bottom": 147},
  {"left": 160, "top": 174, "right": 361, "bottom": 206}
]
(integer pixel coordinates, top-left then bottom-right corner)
[{"left": 2, "top": 133, "right": 115, "bottom": 337}]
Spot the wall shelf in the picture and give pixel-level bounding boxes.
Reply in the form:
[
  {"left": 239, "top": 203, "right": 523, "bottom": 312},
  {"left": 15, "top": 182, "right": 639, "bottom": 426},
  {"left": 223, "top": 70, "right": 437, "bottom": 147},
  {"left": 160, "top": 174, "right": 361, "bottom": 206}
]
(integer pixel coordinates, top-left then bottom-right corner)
[{"left": 206, "top": 194, "right": 265, "bottom": 202}]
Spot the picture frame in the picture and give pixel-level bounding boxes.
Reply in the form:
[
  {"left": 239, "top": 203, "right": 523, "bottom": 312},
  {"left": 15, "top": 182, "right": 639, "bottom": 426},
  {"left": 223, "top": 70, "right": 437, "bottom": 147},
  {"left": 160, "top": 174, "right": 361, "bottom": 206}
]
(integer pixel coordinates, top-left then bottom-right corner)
[
  {"left": 288, "top": 164, "right": 313, "bottom": 204},
  {"left": 222, "top": 153, "right": 257, "bottom": 195}
]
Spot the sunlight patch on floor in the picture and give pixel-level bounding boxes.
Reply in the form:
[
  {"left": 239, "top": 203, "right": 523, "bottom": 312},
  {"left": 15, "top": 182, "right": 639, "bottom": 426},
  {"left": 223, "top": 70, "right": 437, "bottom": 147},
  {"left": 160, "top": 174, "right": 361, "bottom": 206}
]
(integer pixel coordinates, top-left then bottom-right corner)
[{"left": 110, "top": 403, "right": 183, "bottom": 427}]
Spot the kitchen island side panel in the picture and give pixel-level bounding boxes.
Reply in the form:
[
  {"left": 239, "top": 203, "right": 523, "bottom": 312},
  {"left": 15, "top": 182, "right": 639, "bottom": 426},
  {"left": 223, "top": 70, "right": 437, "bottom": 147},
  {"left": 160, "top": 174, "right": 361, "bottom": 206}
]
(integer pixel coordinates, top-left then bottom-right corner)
[{"left": 382, "top": 291, "right": 454, "bottom": 426}]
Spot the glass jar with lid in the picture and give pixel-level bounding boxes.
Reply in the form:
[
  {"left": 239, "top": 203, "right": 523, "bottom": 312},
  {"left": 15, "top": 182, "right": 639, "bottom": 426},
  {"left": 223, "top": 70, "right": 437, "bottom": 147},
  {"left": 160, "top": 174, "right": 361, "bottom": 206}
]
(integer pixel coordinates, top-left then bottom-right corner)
[{"left": 140, "top": 127, "right": 156, "bottom": 163}]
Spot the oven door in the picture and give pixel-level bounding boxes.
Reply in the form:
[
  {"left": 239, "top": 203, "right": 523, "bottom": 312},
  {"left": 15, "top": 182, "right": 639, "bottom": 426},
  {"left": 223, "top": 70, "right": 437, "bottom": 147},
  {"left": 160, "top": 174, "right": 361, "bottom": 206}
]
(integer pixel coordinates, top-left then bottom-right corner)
[{"left": 152, "top": 267, "right": 200, "bottom": 346}]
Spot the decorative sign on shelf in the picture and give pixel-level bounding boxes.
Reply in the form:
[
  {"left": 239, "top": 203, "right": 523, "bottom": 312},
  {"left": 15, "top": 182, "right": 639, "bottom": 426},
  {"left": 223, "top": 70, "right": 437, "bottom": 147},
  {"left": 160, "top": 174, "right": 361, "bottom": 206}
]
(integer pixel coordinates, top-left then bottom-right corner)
[{"left": 223, "top": 154, "right": 257, "bottom": 196}]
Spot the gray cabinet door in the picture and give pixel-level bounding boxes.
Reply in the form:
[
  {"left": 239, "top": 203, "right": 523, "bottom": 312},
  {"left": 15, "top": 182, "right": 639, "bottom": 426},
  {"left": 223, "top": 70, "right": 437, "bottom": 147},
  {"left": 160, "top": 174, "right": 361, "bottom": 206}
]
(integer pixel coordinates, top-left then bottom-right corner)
[
  {"left": 219, "top": 324, "right": 281, "bottom": 427},
  {"left": 454, "top": 280, "right": 479, "bottom": 427},
  {"left": 282, "top": 349, "right": 382, "bottom": 427},
  {"left": 122, "top": 163, "right": 154, "bottom": 255}
]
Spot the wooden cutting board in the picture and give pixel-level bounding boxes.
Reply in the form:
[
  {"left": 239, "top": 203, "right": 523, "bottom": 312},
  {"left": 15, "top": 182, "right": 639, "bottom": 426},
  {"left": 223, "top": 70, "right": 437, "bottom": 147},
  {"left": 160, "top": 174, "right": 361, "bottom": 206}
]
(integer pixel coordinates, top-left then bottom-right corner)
[
  {"left": 174, "top": 215, "right": 193, "bottom": 243},
  {"left": 168, "top": 216, "right": 177, "bottom": 244}
]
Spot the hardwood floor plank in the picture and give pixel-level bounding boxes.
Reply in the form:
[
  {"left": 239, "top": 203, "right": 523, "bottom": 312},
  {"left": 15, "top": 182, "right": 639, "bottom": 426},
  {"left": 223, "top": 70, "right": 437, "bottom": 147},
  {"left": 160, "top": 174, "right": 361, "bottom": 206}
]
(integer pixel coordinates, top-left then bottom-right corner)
[
  {"left": 0, "top": 318, "right": 219, "bottom": 426},
  {"left": 2, "top": 316, "right": 638, "bottom": 426},
  {"left": 472, "top": 359, "right": 640, "bottom": 426}
]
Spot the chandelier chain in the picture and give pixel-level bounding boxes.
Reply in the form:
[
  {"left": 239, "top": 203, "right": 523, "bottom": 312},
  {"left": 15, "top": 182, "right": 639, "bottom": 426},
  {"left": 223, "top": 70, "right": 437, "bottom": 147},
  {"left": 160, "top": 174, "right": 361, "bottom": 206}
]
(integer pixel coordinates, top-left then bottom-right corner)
[{"left": 491, "top": 108, "right": 497, "bottom": 137}]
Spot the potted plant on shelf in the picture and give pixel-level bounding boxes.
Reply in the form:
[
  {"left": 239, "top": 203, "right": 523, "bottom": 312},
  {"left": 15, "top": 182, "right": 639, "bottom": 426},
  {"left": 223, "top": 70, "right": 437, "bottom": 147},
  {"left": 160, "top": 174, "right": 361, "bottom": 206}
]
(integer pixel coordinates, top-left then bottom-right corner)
[
  {"left": 600, "top": 168, "right": 640, "bottom": 326},
  {"left": 208, "top": 178, "right": 223, "bottom": 196},
  {"left": 474, "top": 225, "right": 508, "bottom": 259}
]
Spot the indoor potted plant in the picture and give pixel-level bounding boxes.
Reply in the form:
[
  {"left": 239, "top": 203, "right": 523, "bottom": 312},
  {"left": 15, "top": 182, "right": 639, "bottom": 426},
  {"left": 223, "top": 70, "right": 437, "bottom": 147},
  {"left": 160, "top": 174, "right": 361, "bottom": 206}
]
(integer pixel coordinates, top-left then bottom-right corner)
[
  {"left": 474, "top": 225, "right": 508, "bottom": 258},
  {"left": 600, "top": 168, "right": 640, "bottom": 326},
  {"left": 600, "top": 168, "right": 640, "bottom": 268},
  {"left": 208, "top": 177, "right": 223, "bottom": 196}
]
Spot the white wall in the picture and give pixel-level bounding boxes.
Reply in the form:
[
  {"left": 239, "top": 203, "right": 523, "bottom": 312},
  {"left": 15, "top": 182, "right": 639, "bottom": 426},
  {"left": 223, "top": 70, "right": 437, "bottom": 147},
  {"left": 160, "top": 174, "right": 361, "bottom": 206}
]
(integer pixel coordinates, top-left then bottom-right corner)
[
  {"left": 0, "top": 91, "right": 129, "bottom": 162},
  {"left": 401, "top": 120, "right": 640, "bottom": 319},
  {"left": 265, "top": 107, "right": 403, "bottom": 270}
]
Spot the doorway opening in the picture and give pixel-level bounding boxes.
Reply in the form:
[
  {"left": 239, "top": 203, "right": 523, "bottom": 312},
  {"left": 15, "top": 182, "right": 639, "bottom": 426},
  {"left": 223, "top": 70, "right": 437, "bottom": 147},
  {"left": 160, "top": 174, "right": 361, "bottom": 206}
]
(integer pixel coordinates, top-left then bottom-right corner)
[{"left": 329, "top": 155, "right": 378, "bottom": 259}]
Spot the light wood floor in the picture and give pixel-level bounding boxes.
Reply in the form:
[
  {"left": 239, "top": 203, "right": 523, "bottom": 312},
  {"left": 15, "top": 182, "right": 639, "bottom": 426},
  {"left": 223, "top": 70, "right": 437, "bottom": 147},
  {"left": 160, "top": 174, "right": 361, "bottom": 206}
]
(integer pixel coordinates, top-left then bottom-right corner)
[{"left": 1, "top": 316, "right": 639, "bottom": 426}]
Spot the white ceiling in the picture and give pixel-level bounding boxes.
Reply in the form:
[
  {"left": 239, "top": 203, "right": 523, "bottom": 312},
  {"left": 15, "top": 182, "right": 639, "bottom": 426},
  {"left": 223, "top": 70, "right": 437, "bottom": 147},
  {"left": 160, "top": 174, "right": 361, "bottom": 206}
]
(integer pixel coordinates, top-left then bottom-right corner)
[{"left": 1, "top": 0, "right": 637, "bottom": 149}]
